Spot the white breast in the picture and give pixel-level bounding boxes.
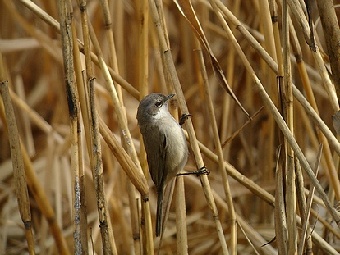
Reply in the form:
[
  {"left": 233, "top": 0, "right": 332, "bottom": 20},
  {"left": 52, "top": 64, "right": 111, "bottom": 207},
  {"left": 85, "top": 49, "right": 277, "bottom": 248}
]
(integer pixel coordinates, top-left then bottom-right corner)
[{"left": 155, "top": 110, "right": 188, "bottom": 181}]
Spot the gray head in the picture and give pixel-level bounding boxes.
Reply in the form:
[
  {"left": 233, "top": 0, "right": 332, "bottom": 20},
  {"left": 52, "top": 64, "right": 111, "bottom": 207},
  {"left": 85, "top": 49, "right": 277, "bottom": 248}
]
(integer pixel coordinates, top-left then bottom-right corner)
[{"left": 136, "top": 93, "right": 174, "bottom": 125}]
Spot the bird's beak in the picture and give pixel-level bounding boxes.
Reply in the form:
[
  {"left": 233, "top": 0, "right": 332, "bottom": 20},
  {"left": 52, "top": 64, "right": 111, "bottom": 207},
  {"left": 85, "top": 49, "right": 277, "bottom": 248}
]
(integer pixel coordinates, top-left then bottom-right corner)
[{"left": 164, "top": 93, "right": 175, "bottom": 103}]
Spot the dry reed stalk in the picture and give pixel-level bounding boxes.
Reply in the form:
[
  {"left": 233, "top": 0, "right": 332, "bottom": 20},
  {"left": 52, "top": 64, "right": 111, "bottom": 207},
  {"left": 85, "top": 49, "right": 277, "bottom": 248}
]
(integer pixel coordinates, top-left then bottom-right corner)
[
  {"left": 87, "top": 14, "right": 142, "bottom": 182},
  {"left": 26, "top": 142, "right": 70, "bottom": 254},
  {"left": 88, "top": 79, "right": 117, "bottom": 254},
  {"left": 282, "top": 0, "right": 298, "bottom": 253},
  {"left": 98, "top": 0, "right": 119, "bottom": 74},
  {"left": 0, "top": 91, "right": 70, "bottom": 253},
  {"left": 219, "top": 0, "right": 238, "bottom": 154},
  {"left": 2, "top": 0, "right": 340, "bottom": 253},
  {"left": 197, "top": 136, "right": 276, "bottom": 205},
  {"left": 71, "top": 9, "right": 90, "bottom": 255},
  {"left": 17, "top": 0, "right": 60, "bottom": 31},
  {"left": 98, "top": 118, "right": 151, "bottom": 253},
  {"left": 293, "top": 84, "right": 340, "bottom": 153},
  {"left": 99, "top": 118, "right": 148, "bottom": 195},
  {"left": 135, "top": 1, "right": 153, "bottom": 253},
  {"left": 57, "top": 1, "right": 90, "bottom": 254},
  {"left": 9, "top": 89, "right": 63, "bottom": 142},
  {"left": 150, "top": 0, "right": 229, "bottom": 253},
  {"left": 14, "top": 76, "right": 34, "bottom": 156},
  {"left": 287, "top": 0, "right": 340, "bottom": 202},
  {"left": 19, "top": 0, "right": 140, "bottom": 100},
  {"left": 198, "top": 137, "right": 340, "bottom": 249},
  {"left": 291, "top": 24, "right": 340, "bottom": 182},
  {"left": 81, "top": 48, "right": 140, "bottom": 99},
  {"left": 287, "top": 0, "right": 338, "bottom": 110},
  {"left": 258, "top": 0, "right": 276, "bottom": 228},
  {"left": 194, "top": 37, "right": 237, "bottom": 254},
  {"left": 236, "top": 214, "right": 277, "bottom": 255},
  {"left": 87, "top": 10, "right": 153, "bottom": 254},
  {"left": 136, "top": 0, "right": 149, "bottom": 168},
  {"left": 315, "top": 0, "right": 340, "bottom": 99},
  {"left": 0, "top": 79, "right": 35, "bottom": 254},
  {"left": 175, "top": 176, "right": 187, "bottom": 254},
  {"left": 274, "top": 146, "right": 288, "bottom": 254},
  {"left": 85, "top": 8, "right": 149, "bottom": 252},
  {"left": 72, "top": 7, "right": 106, "bottom": 252},
  {"left": 175, "top": 0, "right": 249, "bottom": 118},
  {"left": 2, "top": 1, "right": 62, "bottom": 63},
  {"left": 297, "top": 144, "right": 322, "bottom": 255},
  {"left": 295, "top": 160, "right": 311, "bottom": 255},
  {"left": 294, "top": 103, "right": 320, "bottom": 155},
  {"left": 212, "top": 0, "right": 340, "bottom": 226},
  {"left": 73, "top": 4, "right": 95, "bottom": 250}
]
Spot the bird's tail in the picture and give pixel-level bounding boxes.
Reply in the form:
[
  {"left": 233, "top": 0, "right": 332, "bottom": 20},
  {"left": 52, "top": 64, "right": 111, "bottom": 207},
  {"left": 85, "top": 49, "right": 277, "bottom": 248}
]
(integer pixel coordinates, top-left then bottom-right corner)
[
  {"left": 156, "top": 179, "right": 176, "bottom": 238},
  {"left": 156, "top": 188, "right": 163, "bottom": 237}
]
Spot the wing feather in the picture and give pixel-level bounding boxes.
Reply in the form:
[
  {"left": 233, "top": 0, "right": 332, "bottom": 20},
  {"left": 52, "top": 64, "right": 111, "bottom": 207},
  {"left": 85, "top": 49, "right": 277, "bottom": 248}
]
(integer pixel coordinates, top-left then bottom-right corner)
[{"left": 141, "top": 125, "right": 168, "bottom": 189}]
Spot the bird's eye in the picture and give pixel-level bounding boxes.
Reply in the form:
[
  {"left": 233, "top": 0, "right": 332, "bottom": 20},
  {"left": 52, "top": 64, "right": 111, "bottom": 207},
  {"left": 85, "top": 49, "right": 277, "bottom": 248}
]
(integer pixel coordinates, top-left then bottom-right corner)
[{"left": 155, "top": 101, "right": 162, "bottom": 107}]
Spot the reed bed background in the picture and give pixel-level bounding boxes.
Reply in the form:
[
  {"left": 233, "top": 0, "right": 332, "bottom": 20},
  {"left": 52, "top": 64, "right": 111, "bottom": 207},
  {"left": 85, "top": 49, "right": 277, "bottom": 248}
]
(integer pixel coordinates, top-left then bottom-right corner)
[{"left": 0, "top": 0, "right": 340, "bottom": 254}]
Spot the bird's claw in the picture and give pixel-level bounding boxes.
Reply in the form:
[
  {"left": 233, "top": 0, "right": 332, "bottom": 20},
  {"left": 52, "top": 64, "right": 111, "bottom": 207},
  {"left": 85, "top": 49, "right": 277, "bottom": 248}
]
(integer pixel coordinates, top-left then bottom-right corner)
[
  {"left": 177, "top": 166, "right": 210, "bottom": 177},
  {"left": 192, "top": 166, "right": 210, "bottom": 176},
  {"left": 179, "top": 113, "right": 191, "bottom": 126}
]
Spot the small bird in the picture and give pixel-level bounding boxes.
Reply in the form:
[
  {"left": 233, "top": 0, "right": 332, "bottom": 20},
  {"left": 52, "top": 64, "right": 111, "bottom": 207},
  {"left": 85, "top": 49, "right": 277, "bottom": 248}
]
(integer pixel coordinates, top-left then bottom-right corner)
[{"left": 137, "top": 93, "right": 188, "bottom": 236}]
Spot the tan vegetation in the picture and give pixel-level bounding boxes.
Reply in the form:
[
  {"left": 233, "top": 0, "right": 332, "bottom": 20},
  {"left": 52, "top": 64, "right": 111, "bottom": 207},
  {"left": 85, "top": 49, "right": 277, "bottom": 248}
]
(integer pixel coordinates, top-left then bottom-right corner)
[{"left": 0, "top": 0, "right": 339, "bottom": 254}]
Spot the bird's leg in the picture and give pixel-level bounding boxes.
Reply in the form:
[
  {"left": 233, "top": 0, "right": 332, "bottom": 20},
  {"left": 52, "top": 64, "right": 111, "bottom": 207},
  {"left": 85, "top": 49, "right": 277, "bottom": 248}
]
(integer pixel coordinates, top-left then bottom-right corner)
[
  {"left": 177, "top": 166, "right": 210, "bottom": 177},
  {"left": 179, "top": 113, "right": 191, "bottom": 126}
]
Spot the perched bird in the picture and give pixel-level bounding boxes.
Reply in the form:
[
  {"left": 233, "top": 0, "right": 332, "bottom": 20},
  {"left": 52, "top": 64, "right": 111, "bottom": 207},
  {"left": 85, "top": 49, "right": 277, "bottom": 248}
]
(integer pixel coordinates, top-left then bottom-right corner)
[{"left": 137, "top": 93, "right": 188, "bottom": 236}]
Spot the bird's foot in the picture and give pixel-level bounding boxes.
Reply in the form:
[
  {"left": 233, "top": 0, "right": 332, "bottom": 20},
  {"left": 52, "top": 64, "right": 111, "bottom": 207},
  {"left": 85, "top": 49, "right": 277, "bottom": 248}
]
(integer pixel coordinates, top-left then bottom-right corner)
[
  {"left": 177, "top": 166, "right": 210, "bottom": 177},
  {"left": 179, "top": 113, "right": 191, "bottom": 126}
]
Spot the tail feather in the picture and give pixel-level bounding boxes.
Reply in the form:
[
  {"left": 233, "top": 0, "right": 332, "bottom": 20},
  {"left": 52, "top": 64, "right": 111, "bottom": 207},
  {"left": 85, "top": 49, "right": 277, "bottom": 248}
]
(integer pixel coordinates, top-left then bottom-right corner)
[{"left": 156, "top": 189, "right": 163, "bottom": 237}]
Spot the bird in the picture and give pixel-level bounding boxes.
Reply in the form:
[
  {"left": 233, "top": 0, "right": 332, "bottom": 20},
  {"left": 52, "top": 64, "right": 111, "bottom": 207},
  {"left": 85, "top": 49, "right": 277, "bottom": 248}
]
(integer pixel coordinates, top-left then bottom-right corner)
[{"left": 136, "top": 93, "right": 188, "bottom": 236}]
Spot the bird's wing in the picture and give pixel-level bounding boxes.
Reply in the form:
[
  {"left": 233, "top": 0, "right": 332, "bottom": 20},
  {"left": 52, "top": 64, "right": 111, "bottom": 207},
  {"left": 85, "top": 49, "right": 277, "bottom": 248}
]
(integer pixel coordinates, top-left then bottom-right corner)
[{"left": 142, "top": 125, "right": 168, "bottom": 190}]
